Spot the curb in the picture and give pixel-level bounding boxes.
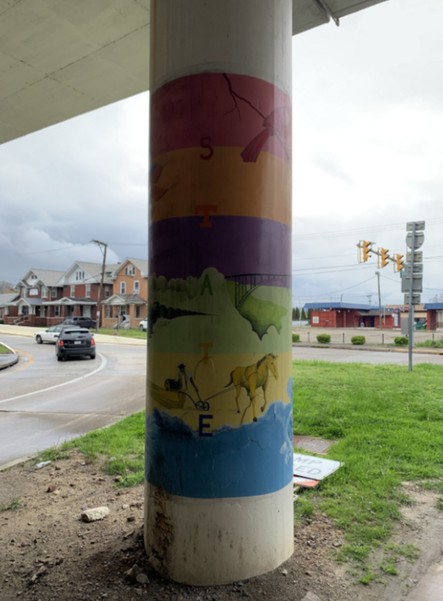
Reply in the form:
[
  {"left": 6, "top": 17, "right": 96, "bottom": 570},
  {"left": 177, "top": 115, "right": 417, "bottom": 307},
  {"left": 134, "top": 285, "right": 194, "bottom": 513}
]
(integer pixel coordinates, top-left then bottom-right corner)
[
  {"left": 0, "top": 454, "right": 36, "bottom": 473},
  {"left": 292, "top": 343, "right": 443, "bottom": 356},
  {"left": 0, "top": 341, "right": 19, "bottom": 370}
]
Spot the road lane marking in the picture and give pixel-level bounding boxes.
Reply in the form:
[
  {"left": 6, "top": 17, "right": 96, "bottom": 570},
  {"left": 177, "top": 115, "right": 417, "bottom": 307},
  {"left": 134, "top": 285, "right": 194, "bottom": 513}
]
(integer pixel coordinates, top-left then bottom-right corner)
[{"left": 0, "top": 353, "right": 107, "bottom": 405}]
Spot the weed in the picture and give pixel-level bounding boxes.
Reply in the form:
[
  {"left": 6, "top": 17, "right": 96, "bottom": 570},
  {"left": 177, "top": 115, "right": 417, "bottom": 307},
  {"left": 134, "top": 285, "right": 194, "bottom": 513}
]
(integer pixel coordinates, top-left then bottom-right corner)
[
  {"left": 0, "top": 498, "right": 20, "bottom": 512},
  {"left": 359, "top": 567, "right": 375, "bottom": 584},
  {"left": 380, "top": 561, "right": 398, "bottom": 576}
]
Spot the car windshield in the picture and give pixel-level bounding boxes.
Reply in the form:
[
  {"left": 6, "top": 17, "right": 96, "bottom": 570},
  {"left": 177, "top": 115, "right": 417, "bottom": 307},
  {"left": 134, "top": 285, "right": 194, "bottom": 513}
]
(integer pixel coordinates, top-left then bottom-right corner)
[{"left": 64, "top": 329, "right": 89, "bottom": 336}]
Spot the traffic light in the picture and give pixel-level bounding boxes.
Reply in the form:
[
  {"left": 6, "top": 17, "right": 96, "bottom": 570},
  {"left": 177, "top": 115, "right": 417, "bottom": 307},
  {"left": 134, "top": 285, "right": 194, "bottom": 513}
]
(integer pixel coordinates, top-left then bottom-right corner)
[
  {"left": 380, "top": 248, "right": 389, "bottom": 268},
  {"left": 394, "top": 253, "right": 404, "bottom": 272},
  {"left": 361, "top": 240, "right": 372, "bottom": 262}
]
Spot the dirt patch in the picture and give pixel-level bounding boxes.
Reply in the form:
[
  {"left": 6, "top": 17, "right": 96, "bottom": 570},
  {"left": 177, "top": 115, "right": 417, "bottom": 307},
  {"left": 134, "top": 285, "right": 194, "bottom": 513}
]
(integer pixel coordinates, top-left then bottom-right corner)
[{"left": 0, "top": 453, "right": 442, "bottom": 601}]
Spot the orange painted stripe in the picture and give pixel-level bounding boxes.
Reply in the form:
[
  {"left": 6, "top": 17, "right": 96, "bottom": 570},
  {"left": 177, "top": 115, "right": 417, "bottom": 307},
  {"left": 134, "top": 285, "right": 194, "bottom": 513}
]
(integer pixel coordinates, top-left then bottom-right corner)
[{"left": 150, "top": 147, "right": 291, "bottom": 225}]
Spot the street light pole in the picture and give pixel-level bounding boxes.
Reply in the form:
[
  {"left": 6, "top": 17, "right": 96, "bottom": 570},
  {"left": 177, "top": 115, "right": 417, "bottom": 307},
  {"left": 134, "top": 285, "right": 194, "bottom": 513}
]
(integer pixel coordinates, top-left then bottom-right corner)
[{"left": 91, "top": 239, "right": 108, "bottom": 330}]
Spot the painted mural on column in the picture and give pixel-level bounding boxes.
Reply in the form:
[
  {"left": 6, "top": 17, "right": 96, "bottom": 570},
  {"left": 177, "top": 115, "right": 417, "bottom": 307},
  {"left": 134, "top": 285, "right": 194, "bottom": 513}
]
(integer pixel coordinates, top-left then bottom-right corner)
[{"left": 147, "top": 72, "right": 292, "bottom": 499}]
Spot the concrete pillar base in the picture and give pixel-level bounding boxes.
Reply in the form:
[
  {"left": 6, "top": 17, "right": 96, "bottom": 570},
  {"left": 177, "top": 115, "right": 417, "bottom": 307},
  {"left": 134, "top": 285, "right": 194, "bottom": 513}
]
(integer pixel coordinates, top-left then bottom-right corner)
[{"left": 144, "top": 480, "right": 294, "bottom": 585}]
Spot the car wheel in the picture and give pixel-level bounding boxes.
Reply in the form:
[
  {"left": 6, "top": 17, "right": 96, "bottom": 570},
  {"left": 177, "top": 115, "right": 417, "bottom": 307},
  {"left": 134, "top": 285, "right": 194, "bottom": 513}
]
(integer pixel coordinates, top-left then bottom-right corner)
[
  {"left": 57, "top": 354, "right": 63, "bottom": 361},
  {"left": 90, "top": 354, "right": 96, "bottom": 360},
  {"left": 36, "top": 335, "right": 42, "bottom": 344}
]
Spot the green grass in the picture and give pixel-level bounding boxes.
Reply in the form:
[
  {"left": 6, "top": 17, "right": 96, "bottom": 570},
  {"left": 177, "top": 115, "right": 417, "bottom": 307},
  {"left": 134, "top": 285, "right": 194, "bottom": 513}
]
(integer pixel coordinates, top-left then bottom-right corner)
[
  {"left": 0, "top": 343, "right": 12, "bottom": 354},
  {"left": 293, "top": 360, "right": 443, "bottom": 579},
  {"left": 416, "top": 338, "right": 443, "bottom": 349},
  {"left": 0, "top": 498, "right": 20, "bottom": 512},
  {"left": 98, "top": 327, "right": 147, "bottom": 339},
  {"left": 39, "top": 412, "right": 146, "bottom": 487},
  {"left": 37, "top": 359, "right": 443, "bottom": 582}
]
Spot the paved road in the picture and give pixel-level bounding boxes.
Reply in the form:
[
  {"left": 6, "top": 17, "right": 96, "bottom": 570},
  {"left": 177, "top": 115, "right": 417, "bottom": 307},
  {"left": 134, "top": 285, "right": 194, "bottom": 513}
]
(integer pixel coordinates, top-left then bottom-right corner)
[{"left": 0, "top": 333, "right": 146, "bottom": 468}]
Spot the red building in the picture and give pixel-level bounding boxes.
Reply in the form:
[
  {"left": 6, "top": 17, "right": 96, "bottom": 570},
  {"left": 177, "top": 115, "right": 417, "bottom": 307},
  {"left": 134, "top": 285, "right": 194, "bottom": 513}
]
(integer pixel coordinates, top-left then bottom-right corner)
[{"left": 304, "top": 302, "right": 397, "bottom": 329}]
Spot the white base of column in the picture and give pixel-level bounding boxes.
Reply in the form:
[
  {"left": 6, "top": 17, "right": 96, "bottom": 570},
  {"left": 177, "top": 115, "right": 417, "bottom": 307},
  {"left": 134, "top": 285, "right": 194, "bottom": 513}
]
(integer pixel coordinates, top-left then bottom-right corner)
[{"left": 144, "top": 481, "right": 294, "bottom": 585}]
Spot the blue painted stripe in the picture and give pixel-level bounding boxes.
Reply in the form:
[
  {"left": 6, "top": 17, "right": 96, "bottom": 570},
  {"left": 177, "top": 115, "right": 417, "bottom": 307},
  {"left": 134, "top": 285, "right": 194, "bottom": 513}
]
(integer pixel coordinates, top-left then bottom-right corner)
[{"left": 146, "top": 393, "right": 293, "bottom": 499}]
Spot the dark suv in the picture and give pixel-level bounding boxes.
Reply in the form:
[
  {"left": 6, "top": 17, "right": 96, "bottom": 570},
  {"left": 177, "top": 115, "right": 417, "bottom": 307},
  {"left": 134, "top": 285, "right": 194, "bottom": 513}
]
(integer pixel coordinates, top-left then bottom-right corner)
[
  {"left": 56, "top": 328, "right": 96, "bottom": 361},
  {"left": 61, "top": 316, "right": 96, "bottom": 329}
]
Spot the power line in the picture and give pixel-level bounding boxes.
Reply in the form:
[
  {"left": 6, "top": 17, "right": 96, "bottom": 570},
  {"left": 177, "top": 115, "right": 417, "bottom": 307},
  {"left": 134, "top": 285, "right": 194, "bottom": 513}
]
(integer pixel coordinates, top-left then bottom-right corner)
[{"left": 293, "top": 216, "right": 443, "bottom": 241}]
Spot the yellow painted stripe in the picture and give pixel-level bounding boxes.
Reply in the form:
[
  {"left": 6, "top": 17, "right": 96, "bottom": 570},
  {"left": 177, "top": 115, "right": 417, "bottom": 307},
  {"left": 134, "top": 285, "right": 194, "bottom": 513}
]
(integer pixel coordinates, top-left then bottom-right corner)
[{"left": 151, "top": 147, "right": 291, "bottom": 226}]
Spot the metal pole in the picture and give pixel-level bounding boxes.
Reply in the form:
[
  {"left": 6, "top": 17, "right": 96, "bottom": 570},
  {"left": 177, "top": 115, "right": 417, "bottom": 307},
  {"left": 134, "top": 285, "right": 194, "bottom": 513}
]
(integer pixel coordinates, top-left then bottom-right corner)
[
  {"left": 407, "top": 226, "right": 416, "bottom": 372},
  {"left": 376, "top": 271, "right": 382, "bottom": 330}
]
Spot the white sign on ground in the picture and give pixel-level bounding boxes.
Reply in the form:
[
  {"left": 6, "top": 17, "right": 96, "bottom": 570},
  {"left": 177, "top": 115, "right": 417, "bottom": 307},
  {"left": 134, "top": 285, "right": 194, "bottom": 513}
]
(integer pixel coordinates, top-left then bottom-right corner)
[{"left": 293, "top": 453, "right": 341, "bottom": 480}]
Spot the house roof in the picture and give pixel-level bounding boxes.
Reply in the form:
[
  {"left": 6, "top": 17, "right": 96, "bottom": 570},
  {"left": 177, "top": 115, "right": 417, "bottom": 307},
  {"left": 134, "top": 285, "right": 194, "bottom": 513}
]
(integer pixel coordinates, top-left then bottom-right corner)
[
  {"left": 115, "top": 258, "right": 148, "bottom": 277},
  {"left": 104, "top": 293, "right": 146, "bottom": 306},
  {"left": 304, "top": 302, "right": 374, "bottom": 311},
  {"left": 58, "top": 261, "right": 119, "bottom": 285},
  {"left": 17, "top": 268, "right": 65, "bottom": 288},
  {"left": 11, "top": 297, "right": 44, "bottom": 307},
  {"left": 424, "top": 303, "right": 443, "bottom": 310},
  {"left": 46, "top": 296, "right": 96, "bottom": 306},
  {"left": 0, "top": 293, "right": 18, "bottom": 306}
]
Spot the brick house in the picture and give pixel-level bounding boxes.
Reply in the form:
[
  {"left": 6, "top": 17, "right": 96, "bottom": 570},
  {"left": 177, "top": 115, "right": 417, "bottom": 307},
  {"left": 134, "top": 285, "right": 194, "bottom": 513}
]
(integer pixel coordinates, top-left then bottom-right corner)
[
  {"left": 102, "top": 258, "right": 148, "bottom": 329},
  {"left": 49, "top": 261, "right": 118, "bottom": 327},
  {"left": 3, "top": 269, "right": 65, "bottom": 327}
]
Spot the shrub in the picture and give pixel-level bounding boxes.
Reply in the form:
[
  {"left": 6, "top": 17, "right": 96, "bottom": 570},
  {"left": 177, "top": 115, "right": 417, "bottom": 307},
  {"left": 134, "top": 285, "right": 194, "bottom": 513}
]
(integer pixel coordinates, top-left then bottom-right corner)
[
  {"left": 394, "top": 336, "right": 408, "bottom": 346},
  {"left": 351, "top": 335, "right": 366, "bottom": 345},
  {"left": 292, "top": 333, "right": 300, "bottom": 343},
  {"left": 316, "top": 334, "right": 331, "bottom": 344}
]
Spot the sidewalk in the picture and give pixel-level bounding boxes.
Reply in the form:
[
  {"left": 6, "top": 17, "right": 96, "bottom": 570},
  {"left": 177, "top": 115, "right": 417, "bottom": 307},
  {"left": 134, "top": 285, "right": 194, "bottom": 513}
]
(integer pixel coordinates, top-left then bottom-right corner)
[{"left": 0, "top": 324, "right": 147, "bottom": 346}]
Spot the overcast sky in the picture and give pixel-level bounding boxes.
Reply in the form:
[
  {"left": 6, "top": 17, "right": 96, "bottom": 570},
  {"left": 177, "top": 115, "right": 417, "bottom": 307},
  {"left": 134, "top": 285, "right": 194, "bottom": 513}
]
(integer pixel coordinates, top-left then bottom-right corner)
[{"left": 0, "top": 0, "right": 442, "bottom": 308}]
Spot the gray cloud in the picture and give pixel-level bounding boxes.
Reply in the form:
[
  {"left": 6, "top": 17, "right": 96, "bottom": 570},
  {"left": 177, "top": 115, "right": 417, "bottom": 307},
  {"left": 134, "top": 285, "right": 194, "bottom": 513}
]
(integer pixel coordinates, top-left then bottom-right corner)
[{"left": 0, "top": 0, "right": 441, "bottom": 310}]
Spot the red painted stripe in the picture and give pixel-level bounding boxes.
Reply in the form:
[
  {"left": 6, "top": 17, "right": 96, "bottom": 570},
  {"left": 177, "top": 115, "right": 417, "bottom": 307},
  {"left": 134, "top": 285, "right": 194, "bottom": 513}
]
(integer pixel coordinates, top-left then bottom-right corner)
[{"left": 151, "top": 73, "right": 291, "bottom": 163}]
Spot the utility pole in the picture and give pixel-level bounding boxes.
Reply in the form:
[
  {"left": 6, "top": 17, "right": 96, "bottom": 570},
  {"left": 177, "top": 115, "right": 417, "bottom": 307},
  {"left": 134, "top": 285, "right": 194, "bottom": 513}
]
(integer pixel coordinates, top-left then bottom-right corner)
[
  {"left": 375, "top": 271, "right": 382, "bottom": 331},
  {"left": 91, "top": 239, "right": 108, "bottom": 330}
]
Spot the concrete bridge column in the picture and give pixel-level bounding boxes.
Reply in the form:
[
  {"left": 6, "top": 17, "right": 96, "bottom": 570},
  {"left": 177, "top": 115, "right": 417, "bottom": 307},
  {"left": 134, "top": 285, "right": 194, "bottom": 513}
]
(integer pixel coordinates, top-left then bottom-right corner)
[{"left": 145, "top": 0, "right": 293, "bottom": 585}]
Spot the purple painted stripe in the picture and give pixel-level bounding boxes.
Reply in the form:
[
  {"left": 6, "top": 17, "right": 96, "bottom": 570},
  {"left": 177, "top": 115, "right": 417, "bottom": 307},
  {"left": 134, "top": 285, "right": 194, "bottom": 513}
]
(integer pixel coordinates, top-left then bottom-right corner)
[{"left": 149, "top": 216, "right": 291, "bottom": 285}]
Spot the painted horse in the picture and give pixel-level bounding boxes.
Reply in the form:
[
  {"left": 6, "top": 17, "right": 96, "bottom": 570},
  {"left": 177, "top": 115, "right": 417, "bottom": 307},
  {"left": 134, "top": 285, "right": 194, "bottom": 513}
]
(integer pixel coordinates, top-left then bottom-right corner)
[{"left": 225, "top": 354, "right": 278, "bottom": 421}]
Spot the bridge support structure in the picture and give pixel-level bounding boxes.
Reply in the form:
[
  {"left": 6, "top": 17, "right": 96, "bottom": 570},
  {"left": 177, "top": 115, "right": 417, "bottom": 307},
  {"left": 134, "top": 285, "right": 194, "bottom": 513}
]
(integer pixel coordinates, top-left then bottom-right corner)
[{"left": 145, "top": 0, "right": 293, "bottom": 584}]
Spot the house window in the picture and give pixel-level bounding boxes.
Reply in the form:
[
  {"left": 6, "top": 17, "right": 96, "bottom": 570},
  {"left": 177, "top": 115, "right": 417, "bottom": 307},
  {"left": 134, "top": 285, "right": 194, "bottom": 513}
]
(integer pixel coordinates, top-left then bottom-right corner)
[
  {"left": 51, "top": 288, "right": 57, "bottom": 298},
  {"left": 135, "top": 305, "right": 141, "bottom": 318},
  {"left": 85, "top": 285, "right": 91, "bottom": 297},
  {"left": 133, "top": 281, "right": 140, "bottom": 294},
  {"left": 75, "top": 270, "right": 85, "bottom": 281},
  {"left": 120, "top": 282, "right": 126, "bottom": 294},
  {"left": 41, "top": 286, "right": 48, "bottom": 298},
  {"left": 125, "top": 265, "right": 135, "bottom": 276},
  {"left": 54, "top": 306, "right": 60, "bottom": 316},
  {"left": 70, "top": 285, "right": 75, "bottom": 297}
]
